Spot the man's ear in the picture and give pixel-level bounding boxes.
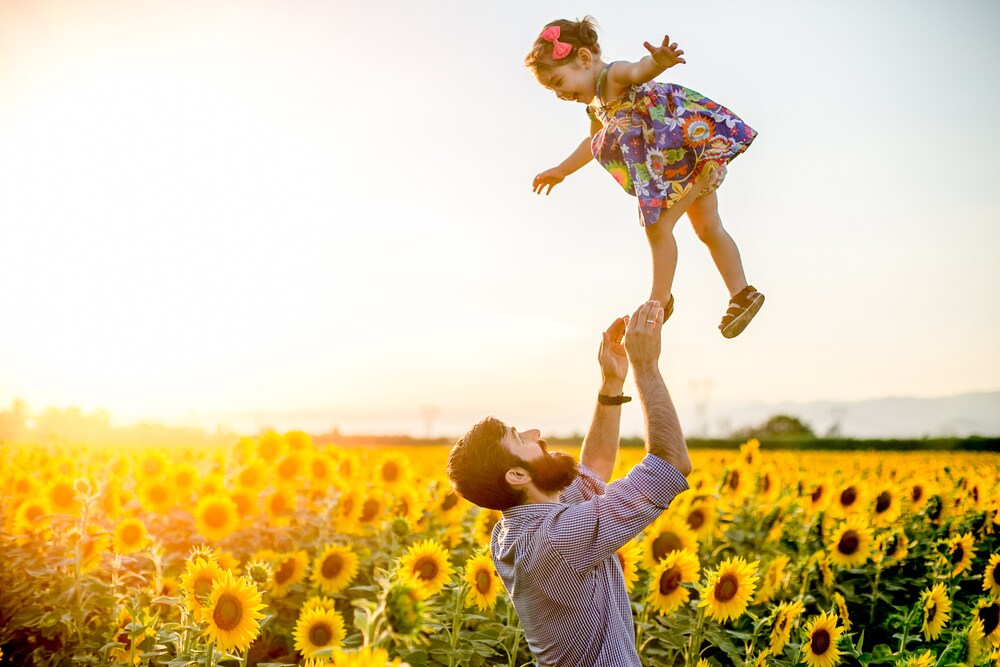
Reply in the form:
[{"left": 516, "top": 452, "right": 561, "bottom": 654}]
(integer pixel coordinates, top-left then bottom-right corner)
[{"left": 505, "top": 467, "right": 531, "bottom": 487}]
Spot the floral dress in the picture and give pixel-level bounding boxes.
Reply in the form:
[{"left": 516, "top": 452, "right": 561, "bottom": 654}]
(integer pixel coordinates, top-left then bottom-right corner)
[{"left": 586, "top": 62, "right": 757, "bottom": 226}]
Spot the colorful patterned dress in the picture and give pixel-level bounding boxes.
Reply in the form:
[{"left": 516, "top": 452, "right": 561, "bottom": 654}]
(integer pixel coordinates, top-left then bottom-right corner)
[{"left": 586, "top": 62, "right": 757, "bottom": 227}]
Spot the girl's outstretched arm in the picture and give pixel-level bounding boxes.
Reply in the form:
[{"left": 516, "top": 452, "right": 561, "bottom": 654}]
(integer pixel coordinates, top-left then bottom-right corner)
[
  {"left": 608, "top": 35, "right": 685, "bottom": 89},
  {"left": 533, "top": 116, "right": 603, "bottom": 195}
]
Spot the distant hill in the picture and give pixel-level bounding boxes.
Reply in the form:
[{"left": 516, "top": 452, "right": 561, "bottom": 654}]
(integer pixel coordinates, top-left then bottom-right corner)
[{"left": 699, "top": 390, "right": 1000, "bottom": 439}]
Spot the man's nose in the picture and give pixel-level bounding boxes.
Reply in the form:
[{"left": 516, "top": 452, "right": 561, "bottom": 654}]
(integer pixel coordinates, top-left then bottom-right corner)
[{"left": 524, "top": 429, "right": 541, "bottom": 442}]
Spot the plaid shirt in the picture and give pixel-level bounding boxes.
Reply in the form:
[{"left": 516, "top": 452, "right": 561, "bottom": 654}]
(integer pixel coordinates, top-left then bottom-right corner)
[{"left": 491, "top": 453, "right": 690, "bottom": 667}]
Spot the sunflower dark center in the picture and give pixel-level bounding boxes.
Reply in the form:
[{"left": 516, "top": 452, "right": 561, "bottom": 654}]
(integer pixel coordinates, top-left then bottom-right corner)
[
  {"left": 687, "top": 509, "right": 705, "bottom": 530},
  {"left": 475, "top": 570, "right": 492, "bottom": 594},
  {"left": 382, "top": 462, "right": 400, "bottom": 483},
  {"left": 978, "top": 602, "right": 999, "bottom": 638},
  {"left": 811, "top": 486, "right": 824, "bottom": 502},
  {"left": 309, "top": 622, "right": 333, "bottom": 647},
  {"left": 993, "top": 561, "right": 1000, "bottom": 583},
  {"left": 122, "top": 524, "right": 141, "bottom": 545},
  {"left": 204, "top": 505, "right": 227, "bottom": 527},
  {"left": 278, "top": 458, "right": 297, "bottom": 478},
  {"left": 838, "top": 530, "right": 860, "bottom": 555},
  {"left": 213, "top": 593, "right": 243, "bottom": 632},
  {"left": 54, "top": 485, "right": 75, "bottom": 507},
  {"left": 840, "top": 487, "right": 857, "bottom": 507},
  {"left": 360, "top": 499, "right": 379, "bottom": 522},
  {"left": 652, "top": 532, "right": 683, "bottom": 561},
  {"left": 714, "top": 573, "right": 739, "bottom": 602},
  {"left": 912, "top": 486, "right": 923, "bottom": 502},
  {"left": 322, "top": 554, "right": 344, "bottom": 579},
  {"left": 442, "top": 492, "right": 459, "bottom": 512},
  {"left": 341, "top": 496, "right": 354, "bottom": 515},
  {"left": 729, "top": 471, "right": 740, "bottom": 490},
  {"left": 659, "top": 566, "right": 682, "bottom": 595},
  {"left": 951, "top": 545, "right": 964, "bottom": 565},
  {"left": 928, "top": 496, "right": 942, "bottom": 520},
  {"left": 972, "top": 486, "right": 979, "bottom": 502},
  {"left": 777, "top": 614, "right": 789, "bottom": 632},
  {"left": 415, "top": 556, "right": 438, "bottom": 581},
  {"left": 26, "top": 505, "right": 43, "bottom": 521},
  {"left": 275, "top": 559, "right": 295, "bottom": 584},
  {"left": 875, "top": 492, "right": 891, "bottom": 513},
  {"left": 927, "top": 603, "right": 937, "bottom": 623},
  {"left": 811, "top": 628, "right": 831, "bottom": 654},
  {"left": 762, "top": 475, "right": 771, "bottom": 492},
  {"left": 194, "top": 574, "right": 214, "bottom": 599}
]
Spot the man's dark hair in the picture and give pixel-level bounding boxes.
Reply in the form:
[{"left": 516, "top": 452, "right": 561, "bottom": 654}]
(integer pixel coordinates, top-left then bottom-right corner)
[{"left": 446, "top": 416, "right": 525, "bottom": 511}]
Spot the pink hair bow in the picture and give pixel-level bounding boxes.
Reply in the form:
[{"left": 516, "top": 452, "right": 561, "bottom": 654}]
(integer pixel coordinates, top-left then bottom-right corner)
[{"left": 539, "top": 26, "right": 572, "bottom": 60}]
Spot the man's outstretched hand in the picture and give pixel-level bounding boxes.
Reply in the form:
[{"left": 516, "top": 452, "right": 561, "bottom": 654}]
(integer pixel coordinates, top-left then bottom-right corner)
[
  {"left": 624, "top": 300, "right": 664, "bottom": 370},
  {"left": 599, "top": 316, "right": 628, "bottom": 387}
]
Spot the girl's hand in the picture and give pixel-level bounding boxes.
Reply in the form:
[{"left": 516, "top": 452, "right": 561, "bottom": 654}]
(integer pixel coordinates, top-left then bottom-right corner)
[
  {"left": 532, "top": 168, "right": 565, "bottom": 195},
  {"left": 643, "top": 35, "right": 685, "bottom": 70}
]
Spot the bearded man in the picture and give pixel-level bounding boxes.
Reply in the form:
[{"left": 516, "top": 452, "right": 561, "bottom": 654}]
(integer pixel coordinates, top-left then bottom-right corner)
[{"left": 446, "top": 300, "right": 692, "bottom": 667}]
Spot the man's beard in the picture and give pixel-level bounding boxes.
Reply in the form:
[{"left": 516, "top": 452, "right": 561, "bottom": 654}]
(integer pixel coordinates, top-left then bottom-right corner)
[{"left": 522, "top": 447, "right": 579, "bottom": 494}]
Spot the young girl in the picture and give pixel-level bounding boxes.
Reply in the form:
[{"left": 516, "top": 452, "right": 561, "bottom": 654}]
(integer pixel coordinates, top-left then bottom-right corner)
[{"left": 527, "top": 17, "right": 763, "bottom": 338}]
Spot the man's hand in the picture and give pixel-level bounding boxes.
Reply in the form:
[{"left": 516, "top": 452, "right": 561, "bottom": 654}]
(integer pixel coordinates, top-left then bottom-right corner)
[
  {"left": 598, "top": 316, "right": 628, "bottom": 388},
  {"left": 643, "top": 35, "right": 685, "bottom": 70},
  {"left": 624, "top": 300, "right": 664, "bottom": 369},
  {"left": 533, "top": 167, "right": 565, "bottom": 195}
]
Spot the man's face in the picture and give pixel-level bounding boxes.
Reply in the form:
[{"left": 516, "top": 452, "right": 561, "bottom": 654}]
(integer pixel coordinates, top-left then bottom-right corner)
[{"left": 500, "top": 425, "right": 579, "bottom": 494}]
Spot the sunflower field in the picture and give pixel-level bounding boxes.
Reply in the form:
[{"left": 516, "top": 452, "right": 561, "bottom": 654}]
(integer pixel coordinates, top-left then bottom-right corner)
[{"left": 1, "top": 434, "right": 999, "bottom": 667}]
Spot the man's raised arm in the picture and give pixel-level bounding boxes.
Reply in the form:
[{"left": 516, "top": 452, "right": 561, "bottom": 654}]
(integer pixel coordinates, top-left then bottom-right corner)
[
  {"left": 579, "top": 316, "right": 629, "bottom": 482},
  {"left": 624, "top": 300, "right": 692, "bottom": 476}
]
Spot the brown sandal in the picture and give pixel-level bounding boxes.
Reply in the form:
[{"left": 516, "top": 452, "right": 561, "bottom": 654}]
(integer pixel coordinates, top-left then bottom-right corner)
[{"left": 720, "top": 286, "right": 764, "bottom": 338}]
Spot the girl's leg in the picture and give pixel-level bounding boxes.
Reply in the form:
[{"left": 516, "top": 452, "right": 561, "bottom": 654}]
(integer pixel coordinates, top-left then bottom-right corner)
[
  {"left": 644, "top": 171, "right": 714, "bottom": 306},
  {"left": 686, "top": 190, "right": 749, "bottom": 298}
]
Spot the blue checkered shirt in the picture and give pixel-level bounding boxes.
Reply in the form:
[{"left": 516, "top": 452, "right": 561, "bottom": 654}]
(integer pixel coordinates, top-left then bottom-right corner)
[{"left": 491, "top": 453, "right": 690, "bottom": 667}]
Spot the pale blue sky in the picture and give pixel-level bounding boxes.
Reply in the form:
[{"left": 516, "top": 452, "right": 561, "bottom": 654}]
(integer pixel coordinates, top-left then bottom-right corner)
[{"left": 1, "top": 0, "right": 998, "bottom": 437}]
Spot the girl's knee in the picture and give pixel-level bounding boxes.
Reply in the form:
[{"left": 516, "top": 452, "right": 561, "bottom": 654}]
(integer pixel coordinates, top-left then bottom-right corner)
[{"left": 690, "top": 214, "right": 724, "bottom": 243}]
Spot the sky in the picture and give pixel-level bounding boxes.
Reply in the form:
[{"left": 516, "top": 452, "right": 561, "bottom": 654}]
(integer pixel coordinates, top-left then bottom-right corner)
[{"left": 1, "top": 0, "right": 998, "bottom": 438}]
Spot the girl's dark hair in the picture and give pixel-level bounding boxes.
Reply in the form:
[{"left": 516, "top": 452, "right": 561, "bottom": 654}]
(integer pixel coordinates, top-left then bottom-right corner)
[
  {"left": 446, "top": 416, "right": 525, "bottom": 511},
  {"left": 524, "top": 16, "right": 600, "bottom": 73}
]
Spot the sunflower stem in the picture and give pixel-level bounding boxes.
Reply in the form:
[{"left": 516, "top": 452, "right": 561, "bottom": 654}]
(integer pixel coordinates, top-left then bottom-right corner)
[
  {"left": 897, "top": 603, "right": 916, "bottom": 653},
  {"left": 685, "top": 606, "right": 706, "bottom": 667},
  {"left": 447, "top": 582, "right": 466, "bottom": 666}
]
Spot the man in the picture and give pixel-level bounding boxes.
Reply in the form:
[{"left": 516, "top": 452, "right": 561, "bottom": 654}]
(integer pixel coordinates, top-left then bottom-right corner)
[{"left": 446, "top": 300, "right": 692, "bottom": 667}]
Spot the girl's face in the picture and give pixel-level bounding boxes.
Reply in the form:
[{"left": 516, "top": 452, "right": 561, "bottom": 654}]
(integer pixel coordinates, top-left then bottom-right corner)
[{"left": 536, "top": 49, "right": 599, "bottom": 104}]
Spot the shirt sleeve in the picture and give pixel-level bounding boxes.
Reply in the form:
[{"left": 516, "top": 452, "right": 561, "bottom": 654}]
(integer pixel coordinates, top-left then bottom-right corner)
[
  {"left": 547, "top": 454, "right": 690, "bottom": 574},
  {"left": 558, "top": 462, "right": 606, "bottom": 504}
]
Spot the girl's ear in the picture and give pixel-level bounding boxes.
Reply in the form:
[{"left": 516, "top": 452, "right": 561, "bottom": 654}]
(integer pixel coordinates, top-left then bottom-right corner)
[{"left": 576, "top": 48, "right": 594, "bottom": 66}]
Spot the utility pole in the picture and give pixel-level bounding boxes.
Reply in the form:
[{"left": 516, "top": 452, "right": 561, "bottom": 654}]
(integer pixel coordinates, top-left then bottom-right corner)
[
  {"left": 688, "top": 379, "right": 714, "bottom": 438},
  {"left": 420, "top": 405, "right": 440, "bottom": 440}
]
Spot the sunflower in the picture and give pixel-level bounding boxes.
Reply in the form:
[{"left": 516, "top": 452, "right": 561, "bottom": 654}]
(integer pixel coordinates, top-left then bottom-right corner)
[
  {"left": 681, "top": 499, "right": 717, "bottom": 541},
  {"left": 312, "top": 543, "right": 360, "bottom": 595},
  {"left": 200, "top": 570, "right": 265, "bottom": 653},
  {"left": 356, "top": 492, "right": 386, "bottom": 530},
  {"left": 391, "top": 489, "right": 426, "bottom": 527},
  {"left": 464, "top": 551, "right": 502, "bottom": 612},
  {"left": 832, "top": 592, "right": 851, "bottom": 631},
  {"left": 73, "top": 524, "right": 109, "bottom": 573},
  {"left": 802, "top": 611, "right": 845, "bottom": 667},
  {"left": 616, "top": 541, "right": 644, "bottom": 594},
  {"left": 45, "top": 475, "right": 81, "bottom": 515},
  {"left": 377, "top": 455, "right": 409, "bottom": 488},
  {"left": 294, "top": 606, "right": 346, "bottom": 658},
  {"left": 641, "top": 514, "right": 700, "bottom": 568},
  {"left": 330, "top": 646, "right": 410, "bottom": 666},
  {"left": 985, "top": 554, "right": 1000, "bottom": 597},
  {"left": 827, "top": 515, "right": 874, "bottom": 568},
  {"left": 169, "top": 463, "right": 199, "bottom": 502},
  {"left": 870, "top": 484, "right": 901, "bottom": 527},
  {"left": 234, "top": 459, "right": 268, "bottom": 492},
  {"left": 138, "top": 450, "right": 170, "bottom": 478},
  {"left": 877, "top": 531, "right": 910, "bottom": 565},
  {"left": 472, "top": 509, "right": 502, "bottom": 545},
  {"left": 907, "top": 481, "right": 930, "bottom": 511},
  {"left": 832, "top": 483, "right": 865, "bottom": 516},
  {"left": 308, "top": 451, "right": 336, "bottom": 489},
  {"left": 721, "top": 463, "right": 751, "bottom": 501},
  {"left": 805, "top": 482, "right": 832, "bottom": 515},
  {"left": 385, "top": 584, "right": 427, "bottom": 637},
  {"left": 302, "top": 594, "right": 337, "bottom": 614},
  {"left": 948, "top": 533, "right": 976, "bottom": 577},
  {"left": 139, "top": 478, "right": 176, "bottom": 514},
  {"left": 181, "top": 556, "right": 225, "bottom": 619},
  {"left": 275, "top": 450, "right": 308, "bottom": 488},
  {"left": 334, "top": 488, "right": 362, "bottom": 532},
  {"left": 99, "top": 481, "right": 123, "bottom": 521},
  {"left": 256, "top": 431, "right": 287, "bottom": 463},
  {"left": 264, "top": 487, "right": 297, "bottom": 524},
  {"left": 976, "top": 597, "right": 1000, "bottom": 648},
  {"left": 755, "top": 555, "right": 790, "bottom": 604},
  {"left": 191, "top": 493, "right": 240, "bottom": 543},
  {"left": 271, "top": 550, "right": 310, "bottom": 598},
  {"left": 112, "top": 518, "right": 150, "bottom": 555},
  {"left": 229, "top": 488, "right": 257, "bottom": 520},
  {"left": 648, "top": 548, "right": 700, "bottom": 616},
  {"left": 920, "top": 582, "right": 951, "bottom": 640},
  {"left": 13, "top": 498, "right": 51, "bottom": 536},
  {"left": 698, "top": 556, "right": 758, "bottom": 623},
  {"left": 770, "top": 599, "right": 805, "bottom": 654},
  {"left": 398, "top": 539, "right": 454, "bottom": 598},
  {"left": 899, "top": 651, "right": 935, "bottom": 667},
  {"left": 955, "top": 617, "right": 986, "bottom": 667}
]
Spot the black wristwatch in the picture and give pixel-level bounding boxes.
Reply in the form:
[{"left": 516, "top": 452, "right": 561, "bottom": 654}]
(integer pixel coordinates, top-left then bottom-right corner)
[{"left": 598, "top": 393, "right": 632, "bottom": 406}]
